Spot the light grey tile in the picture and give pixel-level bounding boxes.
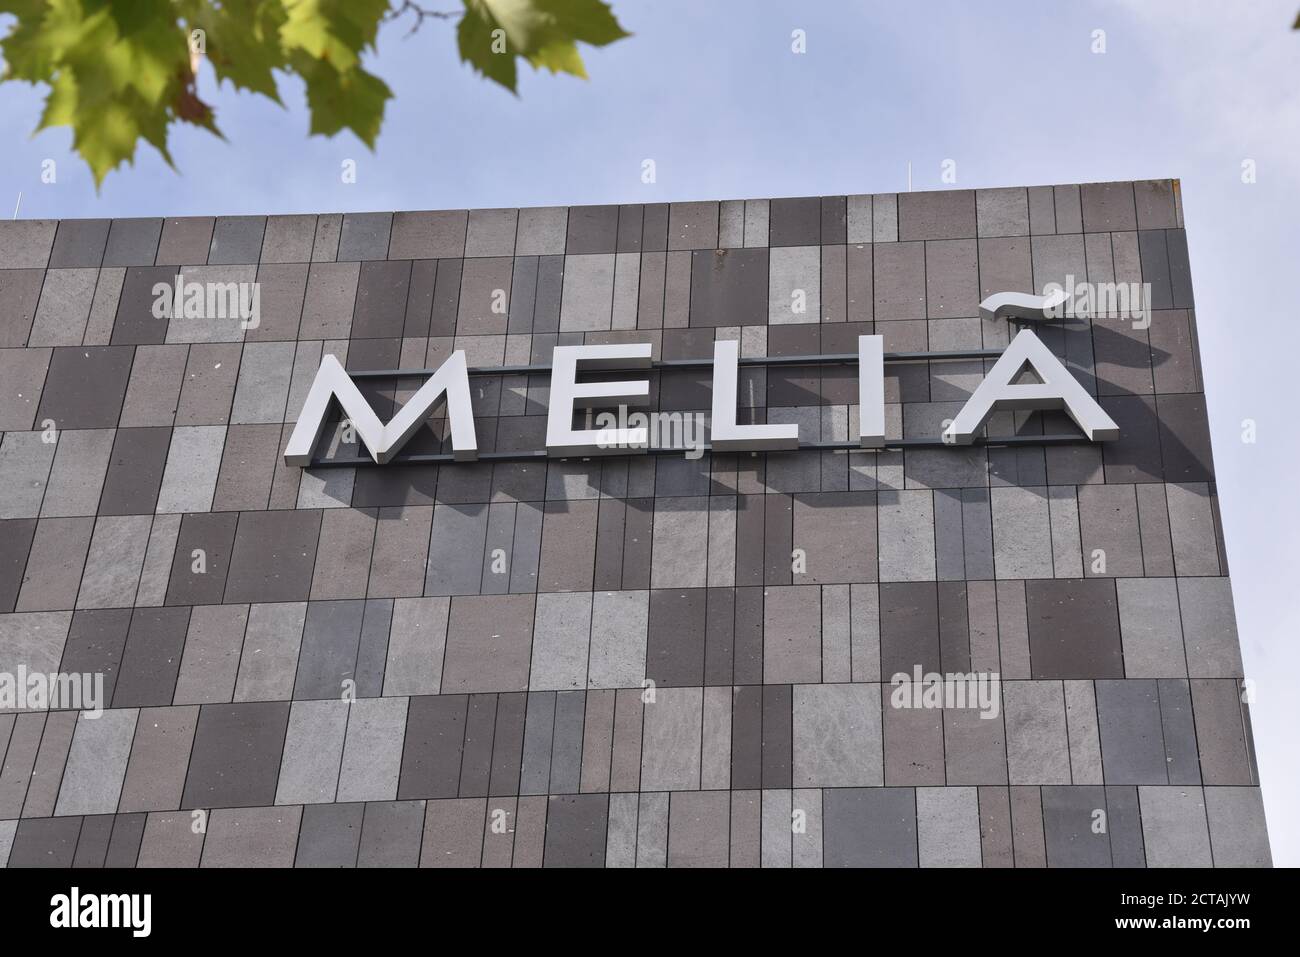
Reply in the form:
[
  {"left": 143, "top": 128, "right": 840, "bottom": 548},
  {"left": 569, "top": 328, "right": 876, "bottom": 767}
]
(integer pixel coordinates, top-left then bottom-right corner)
[
  {"left": 155, "top": 426, "right": 225, "bottom": 513},
  {"left": 793, "top": 683, "right": 882, "bottom": 787},
  {"left": 529, "top": 592, "right": 591, "bottom": 691},
  {"left": 336, "top": 696, "right": 408, "bottom": 803},
  {"left": 1139, "top": 785, "right": 1212, "bottom": 867},
  {"left": 276, "top": 698, "right": 348, "bottom": 805},
  {"left": 640, "top": 687, "right": 702, "bottom": 791},
  {"left": 54, "top": 708, "right": 138, "bottom": 816},
  {"left": 76, "top": 515, "right": 152, "bottom": 609},
  {"left": 917, "top": 786, "right": 981, "bottom": 867},
  {"left": 587, "top": 590, "right": 648, "bottom": 689}
]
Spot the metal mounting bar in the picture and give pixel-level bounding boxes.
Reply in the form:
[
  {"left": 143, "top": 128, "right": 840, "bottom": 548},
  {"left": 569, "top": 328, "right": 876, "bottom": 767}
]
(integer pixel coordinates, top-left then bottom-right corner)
[
  {"left": 341, "top": 348, "right": 1006, "bottom": 380},
  {"left": 305, "top": 432, "right": 1089, "bottom": 469}
]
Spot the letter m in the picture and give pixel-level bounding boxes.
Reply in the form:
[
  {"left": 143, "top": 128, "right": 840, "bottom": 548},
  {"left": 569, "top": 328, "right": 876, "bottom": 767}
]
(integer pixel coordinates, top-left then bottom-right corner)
[{"left": 284, "top": 353, "right": 478, "bottom": 465}]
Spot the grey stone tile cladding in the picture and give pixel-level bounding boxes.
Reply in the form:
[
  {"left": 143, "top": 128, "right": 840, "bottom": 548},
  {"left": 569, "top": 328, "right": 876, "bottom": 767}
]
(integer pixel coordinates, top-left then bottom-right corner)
[{"left": 0, "top": 180, "right": 1268, "bottom": 868}]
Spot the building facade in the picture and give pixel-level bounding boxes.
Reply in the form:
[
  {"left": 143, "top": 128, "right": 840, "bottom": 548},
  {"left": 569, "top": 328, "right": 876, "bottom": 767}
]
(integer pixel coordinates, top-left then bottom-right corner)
[{"left": 0, "top": 180, "right": 1272, "bottom": 867}]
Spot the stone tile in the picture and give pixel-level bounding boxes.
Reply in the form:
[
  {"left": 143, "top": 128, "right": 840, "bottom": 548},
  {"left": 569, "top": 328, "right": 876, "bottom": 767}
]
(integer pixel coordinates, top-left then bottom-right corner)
[
  {"left": 99, "top": 427, "right": 171, "bottom": 515},
  {"left": 54, "top": 708, "right": 137, "bottom": 816},
  {"left": 1095, "top": 679, "right": 1166, "bottom": 783},
  {"left": 276, "top": 698, "right": 349, "bottom": 804},
  {"left": 40, "top": 429, "right": 115, "bottom": 518},
  {"left": 208, "top": 216, "right": 266, "bottom": 265},
  {"left": 823, "top": 787, "right": 917, "bottom": 867},
  {"left": 57, "top": 609, "right": 130, "bottom": 702},
  {"left": 530, "top": 592, "right": 592, "bottom": 691},
  {"left": 29, "top": 268, "right": 98, "bottom": 346},
  {"left": 233, "top": 602, "right": 305, "bottom": 702},
  {"left": 1178, "top": 577, "right": 1243, "bottom": 678},
  {"left": 260, "top": 215, "right": 317, "bottom": 264},
  {"left": 878, "top": 489, "right": 935, "bottom": 582},
  {"left": 16, "top": 516, "right": 93, "bottom": 612},
  {"left": 763, "top": 585, "right": 821, "bottom": 684},
  {"left": 1138, "top": 785, "right": 1211, "bottom": 867},
  {"left": 337, "top": 697, "right": 408, "bottom": 803},
  {"left": 76, "top": 514, "right": 152, "bottom": 609},
  {"left": 1004, "top": 680, "right": 1071, "bottom": 784},
  {"left": 137, "top": 811, "right": 203, "bottom": 867},
  {"left": 441, "top": 594, "right": 535, "bottom": 693},
  {"left": 587, "top": 589, "right": 648, "bottom": 688},
  {"left": 156, "top": 217, "right": 214, "bottom": 265},
  {"left": 50, "top": 219, "right": 111, "bottom": 268},
  {"left": 0, "top": 348, "right": 49, "bottom": 430},
  {"left": 6, "top": 817, "right": 81, "bottom": 867},
  {"left": 543, "top": 794, "right": 608, "bottom": 867},
  {"left": 1205, "top": 787, "right": 1271, "bottom": 867},
  {"left": 181, "top": 701, "right": 291, "bottom": 809},
  {"left": 917, "top": 786, "right": 981, "bottom": 867},
  {"left": 120, "top": 344, "right": 187, "bottom": 426},
  {"left": 164, "top": 512, "right": 237, "bottom": 605},
  {"left": 201, "top": 805, "right": 302, "bottom": 868},
  {"left": 295, "top": 801, "right": 363, "bottom": 867},
  {"left": 103, "top": 219, "right": 162, "bottom": 267},
  {"left": 793, "top": 683, "right": 882, "bottom": 787},
  {"left": 112, "top": 606, "right": 190, "bottom": 708},
  {"left": 173, "top": 604, "right": 248, "bottom": 704},
  {"left": 768, "top": 246, "right": 820, "bottom": 325},
  {"left": 1041, "top": 785, "right": 1111, "bottom": 867},
  {"left": 1025, "top": 578, "right": 1123, "bottom": 679},
  {"left": 118, "top": 705, "right": 199, "bottom": 812},
  {"left": 640, "top": 687, "right": 703, "bottom": 791},
  {"left": 36, "top": 346, "right": 133, "bottom": 429},
  {"left": 223, "top": 509, "right": 320, "bottom": 603}
]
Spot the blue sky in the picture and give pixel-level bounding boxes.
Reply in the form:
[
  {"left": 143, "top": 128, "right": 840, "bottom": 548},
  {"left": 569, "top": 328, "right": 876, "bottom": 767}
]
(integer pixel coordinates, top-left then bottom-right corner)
[{"left": 3, "top": 0, "right": 1298, "bottom": 864}]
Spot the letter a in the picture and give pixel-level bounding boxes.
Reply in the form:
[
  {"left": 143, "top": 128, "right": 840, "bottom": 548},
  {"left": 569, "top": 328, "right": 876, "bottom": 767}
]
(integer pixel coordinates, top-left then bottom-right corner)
[{"left": 943, "top": 330, "right": 1118, "bottom": 444}]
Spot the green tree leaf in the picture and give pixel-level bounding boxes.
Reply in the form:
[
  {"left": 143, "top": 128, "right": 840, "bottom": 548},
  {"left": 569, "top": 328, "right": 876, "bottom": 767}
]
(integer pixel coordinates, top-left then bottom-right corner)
[
  {"left": 457, "top": 0, "right": 629, "bottom": 91},
  {"left": 0, "top": 0, "right": 629, "bottom": 186}
]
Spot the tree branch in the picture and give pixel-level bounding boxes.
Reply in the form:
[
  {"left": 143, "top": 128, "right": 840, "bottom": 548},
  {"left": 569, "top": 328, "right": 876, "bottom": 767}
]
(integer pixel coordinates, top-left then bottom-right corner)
[{"left": 387, "top": 1, "right": 460, "bottom": 38}]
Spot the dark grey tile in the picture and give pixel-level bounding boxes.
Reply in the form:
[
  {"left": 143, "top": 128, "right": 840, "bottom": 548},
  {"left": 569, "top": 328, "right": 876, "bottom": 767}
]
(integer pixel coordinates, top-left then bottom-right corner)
[
  {"left": 110, "top": 266, "right": 174, "bottom": 345},
  {"left": 880, "top": 582, "right": 941, "bottom": 676},
  {"left": 646, "top": 587, "right": 706, "bottom": 687},
  {"left": 293, "top": 599, "right": 365, "bottom": 700},
  {"left": 1042, "top": 785, "right": 1111, "bottom": 867},
  {"left": 60, "top": 608, "right": 132, "bottom": 704},
  {"left": 1026, "top": 579, "right": 1123, "bottom": 679},
  {"left": 112, "top": 606, "right": 190, "bottom": 708},
  {"left": 1156, "top": 393, "right": 1214, "bottom": 483},
  {"left": 358, "top": 800, "right": 425, "bottom": 867},
  {"left": 105, "top": 812, "right": 147, "bottom": 867},
  {"left": 565, "top": 205, "right": 619, "bottom": 254},
  {"left": 824, "top": 787, "right": 918, "bottom": 867},
  {"left": 1095, "top": 679, "right": 1166, "bottom": 783},
  {"left": 156, "top": 217, "right": 214, "bottom": 266},
  {"left": 295, "top": 802, "right": 363, "bottom": 867},
  {"left": 103, "top": 219, "right": 162, "bottom": 267},
  {"left": 223, "top": 509, "right": 321, "bottom": 603},
  {"left": 99, "top": 427, "right": 171, "bottom": 515},
  {"left": 165, "top": 512, "right": 237, "bottom": 606},
  {"left": 181, "top": 701, "right": 291, "bottom": 808},
  {"left": 208, "top": 216, "right": 267, "bottom": 265},
  {"left": 489, "top": 692, "right": 527, "bottom": 797},
  {"left": 8, "top": 816, "right": 82, "bottom": 867},
  {"left": 0, "top": 518, "right": 36, "bottom": 613},
  {"left": 543, "top": 794, "right": 608, "bottom": 867},
  {"left": 351, "top": 260, "right": 411, "bottom": 338},
  {"left": 337, "top": 213, "right": 392, "bottom": 261},
  {"left": 768, "top": 197, "right": 822, "bottom": 246},
  {"left": 36, "top": 345, "right": 134, "bottom": 428},
  {"left": 50, "top": 219, "right": 110, "bottom": 268},
  {"left": 398, "top": 694, "right": 467, "bottom": 800}
]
